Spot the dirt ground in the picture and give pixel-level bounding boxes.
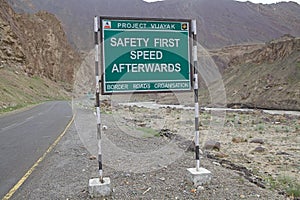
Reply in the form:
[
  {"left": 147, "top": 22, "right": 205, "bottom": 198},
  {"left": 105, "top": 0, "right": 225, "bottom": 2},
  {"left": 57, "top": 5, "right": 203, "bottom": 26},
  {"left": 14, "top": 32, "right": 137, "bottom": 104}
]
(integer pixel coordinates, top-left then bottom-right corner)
[{"left": 11, "top": 100, "right": 299, "bottom": 200}]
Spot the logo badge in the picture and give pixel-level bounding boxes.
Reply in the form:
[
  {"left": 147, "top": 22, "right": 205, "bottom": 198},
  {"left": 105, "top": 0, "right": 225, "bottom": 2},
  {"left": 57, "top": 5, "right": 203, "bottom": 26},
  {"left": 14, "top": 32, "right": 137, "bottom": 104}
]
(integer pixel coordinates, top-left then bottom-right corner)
[{"left": 103, "top": 21, "right": 111, "bottom": 29}]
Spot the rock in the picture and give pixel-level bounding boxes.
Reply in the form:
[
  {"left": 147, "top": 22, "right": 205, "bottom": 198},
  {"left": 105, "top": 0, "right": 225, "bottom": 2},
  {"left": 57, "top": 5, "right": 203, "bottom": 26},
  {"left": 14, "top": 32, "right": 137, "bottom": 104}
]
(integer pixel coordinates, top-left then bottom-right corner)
[
  {"left": 187, "top": 141, "right": 195, "bottom": 152},
  {"left": 89, "top": 155, "right": 96, "bottom": 160},
  {"left": 187, "top": 141, "right": 203, "bottom": 154},
  {"left": 212, "top": 161, "right": 221, "bottom": 166},
  {"left": 251, "top": 146, "right": 266, "bottom": 153},
  {"left": 190, "top": 188, "right": 197, "bottom": 193},
  {"left": 214, "top": 152, "right": 229, "bottom": 158},
  {"left": 276, "top": 151, "right": 290, "bottom": 156},
  {"left": 250, "top": 138, "right": 265, "bottom": 144},
  {"left": 136, "top": 122, "right": 146, "bottom": 127},
  {"left": 204, "top": 140, "right": 221, "bottom": 151},
  {"left": 159, "top": 129, "right": 174, "bottom": 139},
  {"left": 197, "top": 186, "right": 205, "bottom": 191},
  {"left": 232, "top": 137, "right": 247, "bottom": 143}
]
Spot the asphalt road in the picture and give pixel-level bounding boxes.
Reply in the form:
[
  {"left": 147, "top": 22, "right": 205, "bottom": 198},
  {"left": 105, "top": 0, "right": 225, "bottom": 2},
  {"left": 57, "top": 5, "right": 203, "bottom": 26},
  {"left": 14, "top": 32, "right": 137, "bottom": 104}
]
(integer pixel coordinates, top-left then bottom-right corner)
[{"left": 0, "top": 101, "right": 73, "bottom": 198}]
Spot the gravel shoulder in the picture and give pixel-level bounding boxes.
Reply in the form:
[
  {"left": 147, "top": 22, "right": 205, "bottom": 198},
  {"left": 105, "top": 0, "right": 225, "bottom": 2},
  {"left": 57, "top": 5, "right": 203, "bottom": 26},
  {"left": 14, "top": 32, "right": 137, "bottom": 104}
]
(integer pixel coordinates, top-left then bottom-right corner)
[{"left": 10, "top": 103, "right": 297, "bottom": 200}]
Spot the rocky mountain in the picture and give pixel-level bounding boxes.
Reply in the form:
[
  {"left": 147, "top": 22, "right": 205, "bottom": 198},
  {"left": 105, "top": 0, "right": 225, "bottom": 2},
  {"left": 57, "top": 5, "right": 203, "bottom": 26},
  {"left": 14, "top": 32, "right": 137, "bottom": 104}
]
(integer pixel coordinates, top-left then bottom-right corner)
[
  {"left": 0, "top": 0, "right": 80, "bottom": 82},
  {"left": 6, "top": 0, "right": 300, "bottom": 51},
  {"left": 208, "top": 35, "right": 300, "bottom": 110},
  {"left": 2, "top": 0, "right": 299, "bottom": 111},
  {"left": 146, "top": 35, "right": 300, "bottom": 110},
  {"left": 0, "top": 0, "right": 81, "bottom": 111}
]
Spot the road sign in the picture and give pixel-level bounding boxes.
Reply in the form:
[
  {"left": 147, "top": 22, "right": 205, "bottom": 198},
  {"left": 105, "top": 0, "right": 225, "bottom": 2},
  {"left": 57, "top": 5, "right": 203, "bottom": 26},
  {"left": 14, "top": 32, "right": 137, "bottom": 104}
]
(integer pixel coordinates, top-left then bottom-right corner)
[{"left": 100, "top": 17, "right": 192, "bottom": 94}]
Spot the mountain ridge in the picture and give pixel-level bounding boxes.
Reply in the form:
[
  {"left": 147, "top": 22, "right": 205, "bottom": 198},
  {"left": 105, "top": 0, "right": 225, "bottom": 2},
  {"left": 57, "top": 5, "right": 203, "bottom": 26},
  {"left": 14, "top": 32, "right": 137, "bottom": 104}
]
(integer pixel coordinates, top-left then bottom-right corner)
[
  {"left": 7, "top": 0, "right": 300, "bottom": 51},
  {"left": 2, "top": 0, "right": 300, "bottom": 111}
]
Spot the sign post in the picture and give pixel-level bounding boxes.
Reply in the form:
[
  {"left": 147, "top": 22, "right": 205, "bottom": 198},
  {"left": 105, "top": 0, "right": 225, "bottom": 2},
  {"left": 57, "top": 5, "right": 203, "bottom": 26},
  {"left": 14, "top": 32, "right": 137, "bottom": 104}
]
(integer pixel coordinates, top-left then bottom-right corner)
[
  {"left": 89, "top": 17, "right": 211, "bottom": 196},
  {"left": 186, "top": 19, "right": 212, "bottom": 187},
  {"left": 88, "top": 16, "right": 111, "bottom": 198},
  {"left": 100, "top": 17, "right": 192, "bottom": 94},
  {"left": 192, "top": 19, "right": 200, "bottom": 171}
]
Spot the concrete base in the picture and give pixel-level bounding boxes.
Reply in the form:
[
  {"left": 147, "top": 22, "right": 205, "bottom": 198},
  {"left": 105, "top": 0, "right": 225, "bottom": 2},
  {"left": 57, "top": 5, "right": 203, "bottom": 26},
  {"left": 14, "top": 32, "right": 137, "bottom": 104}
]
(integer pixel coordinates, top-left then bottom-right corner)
[
  {"left": 186, "top": 168, "right": 212, "bottom": 186},
  {"left": 89, "top": 177, "right": 111, "bottom": 197}
]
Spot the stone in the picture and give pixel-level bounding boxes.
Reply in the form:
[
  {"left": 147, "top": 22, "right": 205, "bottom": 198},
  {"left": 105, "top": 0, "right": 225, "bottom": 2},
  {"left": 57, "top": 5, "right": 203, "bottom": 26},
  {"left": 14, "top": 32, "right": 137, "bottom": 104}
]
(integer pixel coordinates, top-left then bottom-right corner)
[
  {"left": 276, "top": 151, "right": 290, "bottom": 156},
  {"left": 214, "top": 152, "right": 229, "bottom": 158},
  {"left": 212, "top": 161, "right": 221, "bottom": 166},
  {"left": 89, "top": 155, "right": 96, "bottom": 160},
  {"left": 186, "top": 168, "right": 212, "bottom": 186},
  {"left": 89, "top": 177, "right": 111, "bottom": 197},
  {"left": 251, "top": 146, "right": 266, "bottom": 153},
  {"left": 204, "top": 140, "right": 221, "bottom": 151},
  {"left": 250, "top": 138, "right": 265, "bottom": 144},
  {"left": 232, "top": 137, "right": 247, "bottom": 143},
  {"left": 187, "top": 141, "right": 196, "bottom": 152},
  {"left": 190, "top": 188, "right": 197, "bottom": 193},
  {"left": 197, "top": 186, "right": 205, "bottom": 191},
  {"left": 187, "top": 141, "right": 204, "bottom": 154}
]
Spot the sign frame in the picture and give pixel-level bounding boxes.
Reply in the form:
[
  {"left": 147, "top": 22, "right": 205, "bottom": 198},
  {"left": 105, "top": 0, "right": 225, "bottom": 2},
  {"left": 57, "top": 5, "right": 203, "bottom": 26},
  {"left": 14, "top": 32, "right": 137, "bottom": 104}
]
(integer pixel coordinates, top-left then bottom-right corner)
[{"left": 100, "top": 16, "right": 193, "bottom": 94}]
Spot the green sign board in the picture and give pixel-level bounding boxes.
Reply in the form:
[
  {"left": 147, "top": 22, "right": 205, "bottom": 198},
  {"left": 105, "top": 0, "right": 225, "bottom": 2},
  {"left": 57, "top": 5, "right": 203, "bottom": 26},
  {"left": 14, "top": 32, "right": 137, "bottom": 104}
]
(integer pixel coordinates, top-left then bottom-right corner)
[{"left": 100, "top": 17, "right": 192, "bottom": 94}]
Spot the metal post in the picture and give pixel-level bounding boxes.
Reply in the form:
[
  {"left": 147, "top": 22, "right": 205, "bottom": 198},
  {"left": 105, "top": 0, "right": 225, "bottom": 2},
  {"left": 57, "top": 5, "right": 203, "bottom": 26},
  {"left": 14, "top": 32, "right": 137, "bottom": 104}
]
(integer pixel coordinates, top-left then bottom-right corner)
[
  {"left": 192, "top": 19, "right": 200, "bottom": 171},
  {"left": 94, "top": 16, "right": 103, "bottom": 182}
]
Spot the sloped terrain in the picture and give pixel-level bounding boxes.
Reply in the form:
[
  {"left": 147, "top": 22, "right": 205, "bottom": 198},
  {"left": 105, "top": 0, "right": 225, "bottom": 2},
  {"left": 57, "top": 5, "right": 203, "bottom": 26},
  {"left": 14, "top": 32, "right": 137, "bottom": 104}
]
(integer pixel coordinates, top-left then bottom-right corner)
[
  {"left": 209, "top": 35, "right": 300, "bottom": 110},
  {"left": 7, "top": 0, "right": 300, "bottom": 50},
  {"left": 2, "top": 0, "right": 300, "bottom": 111},
  {"left": 0, "top": 0, "right": 81, "bottom": 112}
]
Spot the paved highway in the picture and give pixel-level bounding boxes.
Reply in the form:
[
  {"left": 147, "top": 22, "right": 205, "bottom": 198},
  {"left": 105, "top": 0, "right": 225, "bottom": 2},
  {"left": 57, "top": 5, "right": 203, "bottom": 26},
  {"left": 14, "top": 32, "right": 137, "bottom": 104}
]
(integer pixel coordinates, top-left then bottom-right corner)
[{"left": 0, "top": 101, "right": 73, "bottom": 198}]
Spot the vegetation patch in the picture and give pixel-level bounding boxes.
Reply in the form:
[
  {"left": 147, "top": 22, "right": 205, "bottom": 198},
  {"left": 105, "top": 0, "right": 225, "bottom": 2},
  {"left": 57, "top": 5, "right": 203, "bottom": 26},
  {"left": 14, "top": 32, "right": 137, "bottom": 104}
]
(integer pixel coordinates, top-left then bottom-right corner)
[
  {"left": 0, "top": 69, "right": 70, "bottom": 114},
  {"left": 0, "top": 104, "right": 26, "bottom": 114},
  {"left": 255, "top": 123, "right": 265, "bottom": 132},
  {"left": 264, "top": 175, "right": 300, "bottom": 198},
  {"left": 137, "top": 127, "right": 160, "bottom": 138}
]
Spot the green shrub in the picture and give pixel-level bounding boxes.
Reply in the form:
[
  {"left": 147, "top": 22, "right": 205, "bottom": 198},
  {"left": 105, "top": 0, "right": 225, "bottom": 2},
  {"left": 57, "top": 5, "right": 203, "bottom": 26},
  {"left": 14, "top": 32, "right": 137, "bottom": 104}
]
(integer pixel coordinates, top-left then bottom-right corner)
[{"left": 255, "top": 123, "right": 265, "bottom": 131}]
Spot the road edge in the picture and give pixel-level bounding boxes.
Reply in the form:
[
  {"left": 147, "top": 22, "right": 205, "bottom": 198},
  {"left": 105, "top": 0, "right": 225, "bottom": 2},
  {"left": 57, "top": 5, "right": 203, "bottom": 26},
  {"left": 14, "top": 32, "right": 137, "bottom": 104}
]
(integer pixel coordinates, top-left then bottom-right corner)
[{"left": 2, "top": 113, "right": 75, "bottom": 200}]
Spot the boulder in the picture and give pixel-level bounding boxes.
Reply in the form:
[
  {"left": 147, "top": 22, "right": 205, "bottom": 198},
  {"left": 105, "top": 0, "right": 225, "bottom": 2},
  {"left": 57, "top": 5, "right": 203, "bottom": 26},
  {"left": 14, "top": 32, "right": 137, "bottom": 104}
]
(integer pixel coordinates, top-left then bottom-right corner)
[{"left": 204, "top": 140, "right": 221, "bottom": 151}]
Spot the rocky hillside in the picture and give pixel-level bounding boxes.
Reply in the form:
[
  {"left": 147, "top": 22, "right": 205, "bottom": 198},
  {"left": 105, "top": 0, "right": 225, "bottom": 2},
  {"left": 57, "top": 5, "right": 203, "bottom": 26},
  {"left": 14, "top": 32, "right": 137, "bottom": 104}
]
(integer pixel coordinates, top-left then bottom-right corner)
[
  {"left": 7, "top": 0, "right": 300, "bottom": 50},
  {"left": 208, "top": 35, "right": 300, "bottom": 110},
  {"left": 0, "top": 0, "right": 81, "bottom": 111},
  {"left": 0, "top": 0, "right": 80, "bottom": 82},
  {"left": 144, "top": 35, "right": 300, "bottom": 111},
  {"left": 4, "top": 0, "right": 299, "bottom": 111}
]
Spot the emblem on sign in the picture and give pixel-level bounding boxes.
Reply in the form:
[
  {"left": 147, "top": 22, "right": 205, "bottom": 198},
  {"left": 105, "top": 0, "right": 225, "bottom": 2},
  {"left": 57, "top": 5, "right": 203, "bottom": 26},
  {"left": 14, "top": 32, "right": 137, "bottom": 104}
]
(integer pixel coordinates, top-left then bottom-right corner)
[{"left": 103, "top": 21, "right": 111, "bottom": 29}]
